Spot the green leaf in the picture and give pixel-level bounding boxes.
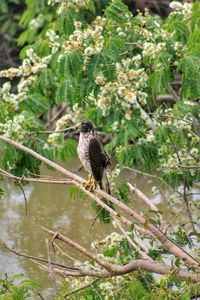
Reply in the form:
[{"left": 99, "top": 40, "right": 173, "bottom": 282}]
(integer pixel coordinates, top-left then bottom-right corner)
[
  {"left": 88, "top": 0, "right": 95, "bottom": 13},
  {"left": 20, "top": 94, "right": 50, "bottom": 114},
  {"left": 87, "top": 52, "right": 116, "bottom": 81},
  {"left": 57, "top": 51, "right": 83, "bottom": 80},
  {"left": 60, "top": 139, "right": 77, "bottom": 161},
  {"left": 180, "top": 55, "right": 200, "bottom": 100},
  {"left": 0, "top": 0, "right": 8, "bottom": 13},
  {"left": 105, "top": 0, "right": 131, "bottom": 25}
]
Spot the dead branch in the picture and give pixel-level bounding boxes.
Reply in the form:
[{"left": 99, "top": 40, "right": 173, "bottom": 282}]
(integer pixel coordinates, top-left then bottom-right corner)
[
  {"left": 38, "top": 227, "right": 200, "bottom": 283},
  {"left": 156, "top": 95, "right": 176, "bottom": 105},
  {"left": 0, "top": 240, "right": 79, "bottom": 271},
  {"left": 40, "top": 226, "right": 114, "bottom": 273},
  {"left": 128, "top": 182, "right": 162, "bottom": 219},
  {"left": 45, "top": 239, "right": 58, "bottom": 297},
  {"left": 0, "top": 167, "right": 73, "bottom": 185}
]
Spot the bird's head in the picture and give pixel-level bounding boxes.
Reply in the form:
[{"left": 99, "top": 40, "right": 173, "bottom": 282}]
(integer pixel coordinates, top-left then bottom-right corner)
[{"left": 76, "top": 120, "right": 94, "bottom": 133}]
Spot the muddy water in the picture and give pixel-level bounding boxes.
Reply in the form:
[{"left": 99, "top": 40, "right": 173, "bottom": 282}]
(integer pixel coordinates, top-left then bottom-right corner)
[{"left": 0, "top": 158, "right": 199, "bottom": 297}]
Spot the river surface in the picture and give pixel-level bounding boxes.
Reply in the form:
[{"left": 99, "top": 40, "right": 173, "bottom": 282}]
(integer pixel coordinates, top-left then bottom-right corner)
[{"left": 0, "top": 158, "right": 199, "bottom": 298}]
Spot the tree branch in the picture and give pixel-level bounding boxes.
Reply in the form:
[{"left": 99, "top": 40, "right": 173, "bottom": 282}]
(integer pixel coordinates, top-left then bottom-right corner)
[{"left": 35, "top": 227, "right": 200, "bottom": 283}]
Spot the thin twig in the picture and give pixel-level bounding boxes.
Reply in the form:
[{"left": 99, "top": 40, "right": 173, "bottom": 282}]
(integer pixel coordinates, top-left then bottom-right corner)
[
  {"left": 0, "top": 167, "right": 72, "bottom": 185},
  {"left": 45, "top": 105, "right": 66, "bottom": 127},
  {"left": 38, "top": 292, "right": 45, "bottom": 300},
  {"left": 0, "top": 240, "right": 77, "bottom": 270},
  {"left": 168, "top": 133, "right": 196, "bottom": 232},
  {"left": 46, "top": 239, "right": 58, "bottom": 299},
  {"left": 123, "top": 166, "right": 174, "bottom": 191},
  {"left": 52, "top": 242, "right": 83, "bottom": 265},
  {"left": 64, "top": 279, "right": 100, "bottom": 298},
  {"left": 18, "top": 182, "right": 28, "bottom": 216},
  {"left": 164, "top": 202, "right": 188, "bottom": 234},
  {"left": 0, "top": 126, "right": 75, "bottom": 136},
  {"left": 114, "top": 217, "right": 151, "bottom": 260}
]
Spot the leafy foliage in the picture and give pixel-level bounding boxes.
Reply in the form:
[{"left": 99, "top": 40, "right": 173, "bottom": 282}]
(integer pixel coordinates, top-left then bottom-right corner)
[
  {"left": 0, "top": 0, "right": 200, "bottom": 298},
  {"left": 0, "top": 274, "right": 40, "bottom": 299}
]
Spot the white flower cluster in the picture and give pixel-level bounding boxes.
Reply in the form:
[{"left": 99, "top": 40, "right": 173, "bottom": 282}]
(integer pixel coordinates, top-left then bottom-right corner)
[
  {"left": 99, "top": 282, "right": 115, "bottom": 299},
  {"left": 0, "top": 80, "right": 34, "bottom": 114},
  {"left": 62, "top": 16, "right": 106, "bottom": 66},
  {"left": 48, "top": 0, "right": 90, "bottom": 13},
  {"left": 29, "top": 14, "right": 44, "bottom": 29},
  {"left": 0, "top": 115, "right": 26, "bottom": 142},
  {"left": 107, "top": 165, "right": 122, "bottom": 192},
  {"left": 56, "top": 114, "right": 73, "bottom": 130},
  {"left": 134, "top": 11, "right": 171, "bottom": 42},
  {"left": 95, "top": 73, "right": 106, "bottom": 85},
  {"left": 137, "top": 109, "right": 200, "bottom": 175},
  {"left": 142, "top": 42, "right": 166, "bottom": 59},
  {"left": 48, "top": 106, "right": 81, "bottom": 146},
  {"left": 0, "top": 49, "right": 51, "bottom": 130},
  {"left": 67, "top": 231, "right": 134, "bottom": 298},
  {"left": 0, "top": 82, "right": 18, "bottom": 112},
  {"left": 47, "top": 132, "right": 60, "bottom": 146},
  {"left": 92, "top": 232, "right": 123, "bottom": 250},
  {"left": 169, "top": 1, "right": 192, "bottom": 20},
  {"left": 0, "top": 48, "right": 51, "bottom": 79},
  {"left": 46, "top": 29, "right": 60, "bottom": 53},
  {"left": 131, "top": 12, "right": 172, "bottom": 65},
  {"left": 97, "top": 56, "right": 148, "bottom": 120},
  {"left": 48, "top": 114, "right": 73, "bottom": 146},
  {"left": 17, "top": 76, "right": 36, "bottom": 94},
  {"left": 48, "top": 0, "right": 60, "bottom": 5},
  {"left": 48, "top": 114, "right": 73, "bottom": 145},
  {"left": 160, "top": 149, "right": 199, "bottom": 174}
]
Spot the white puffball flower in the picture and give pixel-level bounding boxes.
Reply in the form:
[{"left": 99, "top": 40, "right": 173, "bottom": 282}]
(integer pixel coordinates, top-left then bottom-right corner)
[
  {"left": 84, "top": 47, "right": 94, "bottom": 56},
  {"left": 2, "top": 82, "right": 11, "bottom": 93}
]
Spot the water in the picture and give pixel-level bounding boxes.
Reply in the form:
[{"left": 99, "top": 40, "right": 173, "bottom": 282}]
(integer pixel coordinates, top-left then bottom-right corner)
[{"left": 0, "top": 158, "right": 198, "bottom": 297}]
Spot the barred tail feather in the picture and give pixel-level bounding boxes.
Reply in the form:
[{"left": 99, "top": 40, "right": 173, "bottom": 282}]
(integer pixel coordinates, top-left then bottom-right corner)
[{"left": 99, "top": 172, "right": 111, "bottom": 195}]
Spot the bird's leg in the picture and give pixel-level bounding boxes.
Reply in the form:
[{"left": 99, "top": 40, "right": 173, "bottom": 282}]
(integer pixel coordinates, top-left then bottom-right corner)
[{"left": 83, "top": 174, "right": 97, "bottom": 192}]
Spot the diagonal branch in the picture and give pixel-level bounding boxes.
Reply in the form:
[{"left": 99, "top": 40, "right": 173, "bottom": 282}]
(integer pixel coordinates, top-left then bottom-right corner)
[
  {"left": 128, "top": 182, "right": 163, "bottom": 222},
  {"left": 40, "top": 226, "right": 114, "bottom": 273},
  {"left": 35, "top": 227, "right": 200, "bottom": 283}
]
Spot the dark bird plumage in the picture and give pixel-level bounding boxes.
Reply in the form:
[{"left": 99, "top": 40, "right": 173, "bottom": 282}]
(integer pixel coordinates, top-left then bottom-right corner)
[
  {"left": 76, "top": 120, "right": 111, "bottom": 194},
  {"left": 76, "top": 120, "right": 112, "bottom": 223}
]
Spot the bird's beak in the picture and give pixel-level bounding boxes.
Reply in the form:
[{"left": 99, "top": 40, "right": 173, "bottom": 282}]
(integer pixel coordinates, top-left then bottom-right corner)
[{"left": 75, "top": 122, "right": 82, "bottom": 130}]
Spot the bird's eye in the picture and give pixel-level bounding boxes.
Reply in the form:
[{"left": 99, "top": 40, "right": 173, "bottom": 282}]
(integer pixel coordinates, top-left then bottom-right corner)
[{"left": 82, "top": 124, "right": 90, "bottom": 131}]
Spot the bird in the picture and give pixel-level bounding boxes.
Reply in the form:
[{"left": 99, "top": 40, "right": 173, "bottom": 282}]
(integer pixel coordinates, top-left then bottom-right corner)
[{"left": 76, "top": 120, "right": 111, "bottom": 194}]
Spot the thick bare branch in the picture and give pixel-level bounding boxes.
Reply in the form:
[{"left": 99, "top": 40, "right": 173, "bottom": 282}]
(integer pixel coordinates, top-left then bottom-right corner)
[
  {"left": 128, "top": 182, "right": 162, "bottom": 218},
  {"left": 40, "top": 226, "right": 114, "bottom": 273},
  {"left": 36, "top": 228, "right": 200, "bottom": 283},
  {"left": 36, "top": 260, "right": 200, "bottom": 283}
]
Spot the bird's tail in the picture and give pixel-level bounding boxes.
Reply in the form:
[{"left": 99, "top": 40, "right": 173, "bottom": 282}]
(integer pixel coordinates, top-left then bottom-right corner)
[
  {"left": 98, "top": 172, "right": 113, "bottom": 224},
  {"left": 99, "top": 172, "right": 111, "bottom": 195}
]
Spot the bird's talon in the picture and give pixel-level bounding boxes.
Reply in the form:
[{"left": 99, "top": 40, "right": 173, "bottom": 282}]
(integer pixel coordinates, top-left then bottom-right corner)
[{"left": 83, "top": 180, "right": 97, "bottom": 191}]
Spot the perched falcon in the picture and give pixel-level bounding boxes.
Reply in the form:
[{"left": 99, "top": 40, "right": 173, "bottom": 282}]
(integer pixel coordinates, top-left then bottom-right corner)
[{"left": 76, "top": 120, "right": 111, "bottom": 194}]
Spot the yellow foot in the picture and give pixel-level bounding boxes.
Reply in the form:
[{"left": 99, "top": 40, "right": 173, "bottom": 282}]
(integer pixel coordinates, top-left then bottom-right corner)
[{"left": 83, "top": 180, "right": 97, "bottom": 192}]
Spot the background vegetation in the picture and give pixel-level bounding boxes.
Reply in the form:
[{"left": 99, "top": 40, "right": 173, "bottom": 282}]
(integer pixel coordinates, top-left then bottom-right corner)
[{"left": 0, "top": 0, "right": 199, "bottom": 299}]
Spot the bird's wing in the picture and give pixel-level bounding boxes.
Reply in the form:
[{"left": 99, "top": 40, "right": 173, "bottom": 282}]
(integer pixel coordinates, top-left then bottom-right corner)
[{"left": 88, "top": 137, "right": 110, "bottom": 182}]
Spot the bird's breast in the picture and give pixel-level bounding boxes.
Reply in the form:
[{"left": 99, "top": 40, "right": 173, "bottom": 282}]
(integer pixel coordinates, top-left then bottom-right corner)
[{"left": 77, "top": 133, "right": 92, "bottom": 172}]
